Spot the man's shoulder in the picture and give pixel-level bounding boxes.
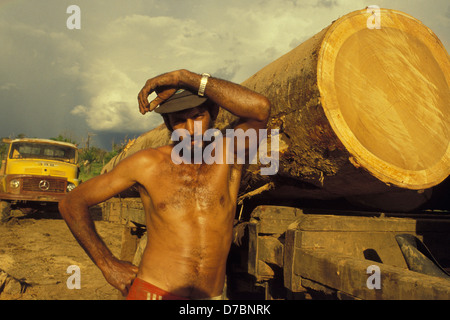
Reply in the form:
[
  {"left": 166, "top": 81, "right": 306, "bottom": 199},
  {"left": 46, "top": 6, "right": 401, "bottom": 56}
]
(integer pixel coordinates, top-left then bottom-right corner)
[
  {"left": 154, "top": 144, "right": 173, "bottom": 155},
  {"left": 117, "top": 146, "right": 169, "bottom": 171},
  {"left": 131, "top": 145, "right": 170, "bottom": 162}
]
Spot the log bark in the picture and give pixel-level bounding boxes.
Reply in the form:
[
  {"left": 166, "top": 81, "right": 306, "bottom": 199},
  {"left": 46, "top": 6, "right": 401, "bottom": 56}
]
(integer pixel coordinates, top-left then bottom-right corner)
[{"left": 102, "top": 9, "right": 450, "bottom": 211}]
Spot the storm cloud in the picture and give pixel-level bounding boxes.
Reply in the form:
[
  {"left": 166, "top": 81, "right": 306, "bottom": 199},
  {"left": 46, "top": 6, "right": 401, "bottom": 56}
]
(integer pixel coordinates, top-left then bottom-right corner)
[{"left": 0, "top": 0, "right": 448, "bottom": 149}]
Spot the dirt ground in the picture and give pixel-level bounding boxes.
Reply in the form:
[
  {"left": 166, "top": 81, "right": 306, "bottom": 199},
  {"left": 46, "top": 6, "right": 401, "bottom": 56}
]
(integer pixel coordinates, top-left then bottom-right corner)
[{"left": 0, "top": 206, "right": 125, "bottom": 300}]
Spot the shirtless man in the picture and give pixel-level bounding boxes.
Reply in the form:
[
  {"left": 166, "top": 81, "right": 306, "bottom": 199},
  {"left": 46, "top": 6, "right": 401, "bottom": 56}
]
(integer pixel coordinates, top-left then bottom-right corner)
[{"left": 58, "top": 69, "right": 270, "bottom": 300}]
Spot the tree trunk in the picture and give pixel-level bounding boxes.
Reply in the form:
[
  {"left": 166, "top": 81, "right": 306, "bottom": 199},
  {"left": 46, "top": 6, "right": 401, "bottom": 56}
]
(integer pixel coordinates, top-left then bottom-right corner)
[{"left": 102, "top": 9, "right": 450, "bottom": 211}]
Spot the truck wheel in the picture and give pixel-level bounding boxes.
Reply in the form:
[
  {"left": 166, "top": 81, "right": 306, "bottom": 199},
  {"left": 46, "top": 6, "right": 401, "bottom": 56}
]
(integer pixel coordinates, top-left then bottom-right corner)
[{"left": 0, "top": 200, "right": 12, "bottom": 222}]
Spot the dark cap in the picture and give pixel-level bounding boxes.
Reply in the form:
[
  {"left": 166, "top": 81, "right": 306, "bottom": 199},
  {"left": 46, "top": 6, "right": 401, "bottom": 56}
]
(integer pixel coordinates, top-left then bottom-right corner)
[{"left": 154, "top": 89, "right": 208, "bottom": 114}]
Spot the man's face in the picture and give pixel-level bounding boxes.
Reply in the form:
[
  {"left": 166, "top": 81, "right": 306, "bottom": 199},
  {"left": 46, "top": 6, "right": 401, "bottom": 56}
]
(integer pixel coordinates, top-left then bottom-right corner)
[{"left": 167, "top": 105, "right": 213, "bottom": 149}]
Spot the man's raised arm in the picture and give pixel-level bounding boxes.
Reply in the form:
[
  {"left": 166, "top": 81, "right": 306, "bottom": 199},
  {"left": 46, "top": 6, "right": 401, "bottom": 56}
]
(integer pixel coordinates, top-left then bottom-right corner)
[{"left": 138, "top": 69, "right": 271, "bottom": 132}]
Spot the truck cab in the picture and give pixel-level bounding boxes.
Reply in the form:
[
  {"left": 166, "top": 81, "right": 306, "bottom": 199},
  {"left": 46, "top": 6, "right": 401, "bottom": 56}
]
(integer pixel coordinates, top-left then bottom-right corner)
[{"left": 0, "top": 138, "right": 80, "bottom": 218}]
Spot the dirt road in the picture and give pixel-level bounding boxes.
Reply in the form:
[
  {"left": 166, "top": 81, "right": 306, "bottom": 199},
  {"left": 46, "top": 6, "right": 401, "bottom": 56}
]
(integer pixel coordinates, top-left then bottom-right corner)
[{"left": 0, "top": 207, "right": 125, "bottom": 300}]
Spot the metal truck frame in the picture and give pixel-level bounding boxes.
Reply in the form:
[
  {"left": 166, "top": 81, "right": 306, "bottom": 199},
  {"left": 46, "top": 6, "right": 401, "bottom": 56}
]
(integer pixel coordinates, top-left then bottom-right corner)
[{"left": 100, "top": 186, "right": 450, "bottom": 300}]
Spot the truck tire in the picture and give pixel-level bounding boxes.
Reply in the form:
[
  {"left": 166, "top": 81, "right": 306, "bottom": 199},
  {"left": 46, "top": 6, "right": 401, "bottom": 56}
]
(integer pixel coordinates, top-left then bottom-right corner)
[{"left": 0, "top": 200, "right": 12, "bottom": 222}]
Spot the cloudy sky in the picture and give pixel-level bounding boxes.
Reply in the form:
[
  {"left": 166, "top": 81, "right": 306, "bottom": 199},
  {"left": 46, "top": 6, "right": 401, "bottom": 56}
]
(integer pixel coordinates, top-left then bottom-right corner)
[{"left": 0, "top": 0, "right": 449, "bottom": 149}]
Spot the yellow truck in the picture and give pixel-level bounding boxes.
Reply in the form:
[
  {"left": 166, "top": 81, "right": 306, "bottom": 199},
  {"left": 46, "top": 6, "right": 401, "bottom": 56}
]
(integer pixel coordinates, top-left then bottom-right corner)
[{"left": 0, "top": 138, "right": 80, "bottom": 220}]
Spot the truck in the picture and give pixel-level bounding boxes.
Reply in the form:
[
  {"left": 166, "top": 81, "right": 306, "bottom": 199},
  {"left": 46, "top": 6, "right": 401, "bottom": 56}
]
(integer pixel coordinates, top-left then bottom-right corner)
[
  {"left": 0, "top": 138, "right": 80, "bottom": 220},
  {"left": 100, "top": 8, "right": 450, "bottom": 299}
]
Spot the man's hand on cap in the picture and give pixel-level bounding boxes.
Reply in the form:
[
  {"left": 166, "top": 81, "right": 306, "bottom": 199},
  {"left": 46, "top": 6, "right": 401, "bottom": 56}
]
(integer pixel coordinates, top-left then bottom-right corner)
[{"left": 138, "top": 71, "right": 181, "bottom": 115}]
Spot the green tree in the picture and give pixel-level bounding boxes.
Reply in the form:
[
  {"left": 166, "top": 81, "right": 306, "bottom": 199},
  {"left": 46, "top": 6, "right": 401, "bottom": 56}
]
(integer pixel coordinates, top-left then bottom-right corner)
[
  {"left": 50, "top": 134, "right": 78, "bottom": 145},
  {"left": 0, "top": 138, "right": 9, "bottom": 161}
]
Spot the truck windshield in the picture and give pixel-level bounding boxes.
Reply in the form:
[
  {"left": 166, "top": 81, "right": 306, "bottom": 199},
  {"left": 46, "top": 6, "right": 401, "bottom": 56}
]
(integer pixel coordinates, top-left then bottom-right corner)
[{"left": 9, "top": 142, "right": 77, "bottom": 164}]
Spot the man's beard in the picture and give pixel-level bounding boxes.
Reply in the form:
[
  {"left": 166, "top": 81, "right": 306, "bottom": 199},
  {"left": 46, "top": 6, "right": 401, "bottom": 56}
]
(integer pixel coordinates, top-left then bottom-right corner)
[
  {"left": 174, "top": 138, "right": 214, "bottom": 163},
  {"left": 171, "top": 119, "right": 215, "bottom": 164}
]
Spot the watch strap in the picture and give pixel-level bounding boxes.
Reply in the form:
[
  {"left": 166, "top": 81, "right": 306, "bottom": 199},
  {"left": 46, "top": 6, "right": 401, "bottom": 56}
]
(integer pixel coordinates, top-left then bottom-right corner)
[{"left": 198, "top": 73, "right": 210, "bottom": 97}]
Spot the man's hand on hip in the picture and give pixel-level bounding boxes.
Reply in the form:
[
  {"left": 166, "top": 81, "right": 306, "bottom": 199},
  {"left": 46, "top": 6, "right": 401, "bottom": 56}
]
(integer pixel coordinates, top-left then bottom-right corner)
[{"left": 102, "top": 258, "right": 139, "bottom": 296}]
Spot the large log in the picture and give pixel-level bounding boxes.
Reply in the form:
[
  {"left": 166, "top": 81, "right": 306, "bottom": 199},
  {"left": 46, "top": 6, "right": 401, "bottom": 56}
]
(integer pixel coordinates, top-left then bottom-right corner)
[{"left": 102, "top": 8, "right": 450, "bottom": 211}]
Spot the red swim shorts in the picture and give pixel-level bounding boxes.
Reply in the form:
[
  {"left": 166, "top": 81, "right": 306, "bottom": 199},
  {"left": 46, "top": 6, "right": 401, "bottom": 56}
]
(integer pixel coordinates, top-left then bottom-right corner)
[{"left": 126, "top": 277, "right": 189, "bottom": 300}]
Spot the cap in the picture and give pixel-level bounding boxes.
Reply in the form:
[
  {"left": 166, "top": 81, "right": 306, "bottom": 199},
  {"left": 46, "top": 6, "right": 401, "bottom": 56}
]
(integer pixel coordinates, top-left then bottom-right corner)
[{"left": 154, "top": 89, "right": 208, "bottom": 114}]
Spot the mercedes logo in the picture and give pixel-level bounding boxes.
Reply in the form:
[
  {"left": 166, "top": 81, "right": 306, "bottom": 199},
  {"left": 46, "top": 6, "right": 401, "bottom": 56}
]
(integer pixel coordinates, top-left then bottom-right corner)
[{"left": 39, "top": 180, "right": 50, "bottom": 191}]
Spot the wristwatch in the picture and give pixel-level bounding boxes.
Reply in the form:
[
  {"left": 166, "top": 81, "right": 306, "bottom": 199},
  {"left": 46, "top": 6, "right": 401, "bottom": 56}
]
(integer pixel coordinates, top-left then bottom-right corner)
[{"left": 198, "top": 73, "right": 211, "bottom": 97}]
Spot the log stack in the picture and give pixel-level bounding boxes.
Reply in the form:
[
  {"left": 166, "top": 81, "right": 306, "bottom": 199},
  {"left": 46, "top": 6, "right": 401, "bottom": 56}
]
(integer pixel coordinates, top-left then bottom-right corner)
[{"left": 102, "top": 8, "right": 450, "bottom": 211}]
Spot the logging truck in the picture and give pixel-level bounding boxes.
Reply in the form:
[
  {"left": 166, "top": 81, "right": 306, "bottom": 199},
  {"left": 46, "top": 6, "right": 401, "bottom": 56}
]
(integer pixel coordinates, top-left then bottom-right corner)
[{"left": 100, "top": 8, "right": 450, "bottom": 299}]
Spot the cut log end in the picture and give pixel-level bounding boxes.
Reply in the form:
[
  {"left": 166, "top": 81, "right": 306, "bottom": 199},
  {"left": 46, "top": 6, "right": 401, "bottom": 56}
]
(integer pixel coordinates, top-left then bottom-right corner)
[{"left": 318, "top": 9, "right": 450, "bottom": 190}]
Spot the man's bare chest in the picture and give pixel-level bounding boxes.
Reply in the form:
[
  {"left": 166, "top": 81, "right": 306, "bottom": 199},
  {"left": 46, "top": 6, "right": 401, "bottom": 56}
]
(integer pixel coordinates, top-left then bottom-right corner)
[{"left": 142, "top": 162, "right": 233, "bottom": 213}]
